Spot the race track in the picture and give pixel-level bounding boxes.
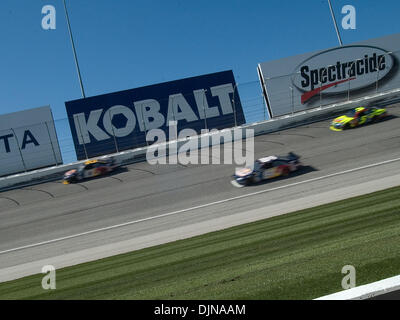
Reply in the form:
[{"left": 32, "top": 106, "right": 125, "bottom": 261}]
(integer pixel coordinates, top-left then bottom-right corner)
[{"left": 1, "top": 105, "right": 400, "bottom": 282}]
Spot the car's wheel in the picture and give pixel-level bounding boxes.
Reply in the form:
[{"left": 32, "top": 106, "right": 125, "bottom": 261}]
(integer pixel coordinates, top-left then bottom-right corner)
[
  {"left": 65, "top": 177, "right": 74, "bottom": 184},
  {"left": 377, "top": 112, "right": 387, "bottom": 121},
  {"left": 72, "top": 176, "right": 80, "bottom": 183},
  {"left": 243, "top": 178, "right": 251, "bottom": 186},
  {"left": 250, "top": 175, "right": 259, "bottom": 185},
  {"left": 282, "top": 167, "right": 290, "bottom": 176}
]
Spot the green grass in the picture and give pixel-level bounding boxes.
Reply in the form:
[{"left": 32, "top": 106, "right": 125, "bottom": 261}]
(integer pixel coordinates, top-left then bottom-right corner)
[{"left": 1, "top": 186, "right": 400, "bottom": 300}]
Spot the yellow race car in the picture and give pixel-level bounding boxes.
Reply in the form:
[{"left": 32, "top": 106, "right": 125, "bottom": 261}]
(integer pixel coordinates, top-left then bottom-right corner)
[{"left": 330, "top": 106, "right": 388, "bottom": 131}]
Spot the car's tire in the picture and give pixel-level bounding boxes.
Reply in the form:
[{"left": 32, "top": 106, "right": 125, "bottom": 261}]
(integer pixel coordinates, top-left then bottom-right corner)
[
  {"left": 250, "top": 176, "right": 257, "bottom": 185},
  {"left": 243, "top": 179, "right": 251, "bottom": 186},
  {"left": 377, "top": 112, "right": 387, "bottom": 121},
  {"left": 282, "top": 168, "right": 290, "bottom": 176},
  {"left": 66, "top": 177, "right": 75, "bottom": 184}
]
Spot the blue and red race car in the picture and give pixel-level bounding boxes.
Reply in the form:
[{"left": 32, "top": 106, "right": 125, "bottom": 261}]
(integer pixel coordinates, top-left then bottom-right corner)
[
  {"left": 231, "top": 152, "right": 302, "bottom": 187},
  {"left": 63, "top": 157, "right": 119, "bottom": 184}
]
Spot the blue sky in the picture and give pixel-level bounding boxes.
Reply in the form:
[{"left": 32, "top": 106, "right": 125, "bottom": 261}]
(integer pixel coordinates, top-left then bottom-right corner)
[{"left": 1, "top": 0, "right": 399, "bottom": 162}]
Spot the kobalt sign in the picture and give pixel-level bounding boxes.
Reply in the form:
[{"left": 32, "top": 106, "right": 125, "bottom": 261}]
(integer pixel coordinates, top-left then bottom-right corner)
[
  {"left": 65, "top": 70, "right": 245, "bottom": 160},
  {"left": 0, "top": 106, "right": 63, "bottom": 176},
  {"left": 258, "top": 33, "right": 400, "bottom": 117}
]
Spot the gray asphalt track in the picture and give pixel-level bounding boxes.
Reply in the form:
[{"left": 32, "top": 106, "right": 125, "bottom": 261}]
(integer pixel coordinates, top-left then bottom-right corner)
[{"left": 1, "top": 104, "right": 400, "bottom": 283}]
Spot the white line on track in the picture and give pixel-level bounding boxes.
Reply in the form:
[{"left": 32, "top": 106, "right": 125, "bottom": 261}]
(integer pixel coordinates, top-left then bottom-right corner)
[{"left": 1, "top": 156, "right": 399, "bottom": 256}]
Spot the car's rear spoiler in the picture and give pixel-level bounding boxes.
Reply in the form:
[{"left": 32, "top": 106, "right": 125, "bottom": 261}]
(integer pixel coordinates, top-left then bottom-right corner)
[{"left": 287, "top": 152, "right": 300, "bottom": 160}]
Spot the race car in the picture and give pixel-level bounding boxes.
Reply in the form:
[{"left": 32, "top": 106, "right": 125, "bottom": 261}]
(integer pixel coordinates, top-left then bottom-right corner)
[
  {"left": 231, "top": 152, "right": 301, "bottom": 187},
  {"left": 330, "top": 106, "right": 388, "bottom": 131},
  {"left": 63, "top": 157, "right": 119, "bottom": 184}
]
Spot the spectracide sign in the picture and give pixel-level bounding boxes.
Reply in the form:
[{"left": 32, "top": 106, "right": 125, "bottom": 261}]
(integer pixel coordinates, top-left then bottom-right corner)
[{"left": 258, "top": 33, "right": 400, "bottom": 118}]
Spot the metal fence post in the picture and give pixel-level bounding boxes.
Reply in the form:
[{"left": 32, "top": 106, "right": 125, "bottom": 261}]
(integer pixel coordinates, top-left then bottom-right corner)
[
  {"left": 263, "top": 95, "right": 266, "bottom": 121},
  {"left": 290, "top": 72, "right": 301, "bottom": 116},
  {"left": 348, "top": 61, "right": 356, "bottom": 101},
  {"left": 74, "top": 114, "right": 89, "bottom": 160},
  {"left": 203, "top": 89, "right": 208, "bottom": 130},
  {"left": 10, "top": 128, "right": 27, "bottom": 172},
  {"left": 173, "top": 96, "right": 177, "bottom": 138},
  {"left": 376, "top": 53, "right": 392, "bottom": 93},
  {"left": 319, "top": 81, "right": 323, "bottom": 107},
  {"left": 140, "top": 104, "right": 149, "bottom": 147},
  {"left": 376, "top": 59, "right": 380, "bottom": 93},
  {"left": 290, "top": 86, "right": 294, "bottom": 115},
  {"left": 108, "top": 108, "right": 119, "bottom": 153},
  {"left": 44, "top": 121, "right": 59, "bottom": 165},
  {"left": 168, "top": 95, "right": 178, "bottom": 163},
  {"left": 169, "top": 95, "right": 178, "bottom": 140},
  {"left": 232, "top": 83, "right": 238, "bottom": 127},
  {"left": 347, "top": 78, "right": 350, "bottom": 101}
]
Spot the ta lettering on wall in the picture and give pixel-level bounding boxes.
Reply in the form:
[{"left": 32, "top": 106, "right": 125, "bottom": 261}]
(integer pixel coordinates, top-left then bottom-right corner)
[
  {"left": 65, "top": 70, "right": 245, "bottom": 160},
  {"left": 0, "top": 106, "right": 63, "bottom": 177}
]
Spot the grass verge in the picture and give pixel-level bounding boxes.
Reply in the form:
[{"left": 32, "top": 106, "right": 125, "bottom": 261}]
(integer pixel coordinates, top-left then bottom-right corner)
[{"left": 1, "top": 185, "right": 400, "bottom": 299}]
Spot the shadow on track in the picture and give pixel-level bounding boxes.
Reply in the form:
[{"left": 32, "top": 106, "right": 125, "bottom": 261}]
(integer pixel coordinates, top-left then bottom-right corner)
[
  {"left": 246, "top": 165, "right": 318, "bottom": 188},
  {"left": 344, "top": 114, "right": 398, "bottom": 131}
]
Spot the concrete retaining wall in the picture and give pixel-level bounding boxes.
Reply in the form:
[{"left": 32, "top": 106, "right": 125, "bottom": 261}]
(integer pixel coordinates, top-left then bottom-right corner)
[
  {"left": 315, "top": 275, "right": 400, "bottom": 300},
  {"left": 1, "top": 87, "right": 399, "bottom": 192}
]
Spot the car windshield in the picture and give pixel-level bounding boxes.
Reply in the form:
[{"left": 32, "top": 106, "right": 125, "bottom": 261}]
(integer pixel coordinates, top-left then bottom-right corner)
[
  {"left": 345, "top": 109, "right": 356, "bottom": 117},
  {"left": 253, "top": 161, "right": 262, "bottom": 170}
]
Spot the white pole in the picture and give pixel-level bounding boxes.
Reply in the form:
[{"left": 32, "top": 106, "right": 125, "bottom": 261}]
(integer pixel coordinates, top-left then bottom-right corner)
[
  {"left": 63, "top": 0, "right": 86, "bottom": 98},
  {"left": 328, "top": 0, "right": 343, "bottom": 46}
]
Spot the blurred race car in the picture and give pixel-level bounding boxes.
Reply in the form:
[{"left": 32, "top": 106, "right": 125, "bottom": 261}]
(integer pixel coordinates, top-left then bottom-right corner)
[
  {"left": 330, "top": 106, "right": 387, "bottom": 131},
  {"left": 63, "top": 157, "right": 119, "bottom": 184},
  {"left": 231, "top": 152, "right": 301, "bottom": 187}
]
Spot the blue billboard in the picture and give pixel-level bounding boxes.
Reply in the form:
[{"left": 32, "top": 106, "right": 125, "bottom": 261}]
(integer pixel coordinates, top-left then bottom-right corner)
[{"left": 65, "top": 70, "right": 245, "bottom": 160}]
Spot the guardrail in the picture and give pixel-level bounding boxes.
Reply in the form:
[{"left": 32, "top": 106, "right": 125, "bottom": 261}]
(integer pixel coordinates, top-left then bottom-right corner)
[
  {"left": 1, "top": 86, "right": 400, "bottom": 192},
  {"left": 315, "top": 275, "right": 400, "bottom": 300}
]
